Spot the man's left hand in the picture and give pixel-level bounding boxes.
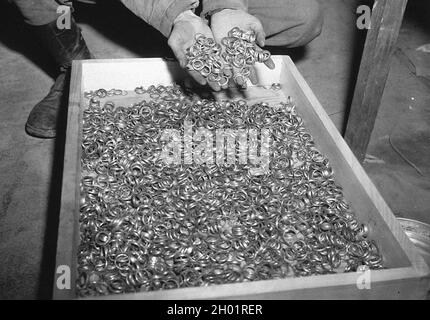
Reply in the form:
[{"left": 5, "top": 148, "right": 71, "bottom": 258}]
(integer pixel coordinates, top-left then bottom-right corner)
[{"left": 210, "top": 9, "right": 275, "bottom": 86}]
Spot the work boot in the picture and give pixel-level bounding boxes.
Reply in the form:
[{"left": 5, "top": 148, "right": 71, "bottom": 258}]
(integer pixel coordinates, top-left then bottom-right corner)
[
  {"left": 25, "top": 73, "right": 68, "bottom": 138},
  {"left": 25, "top": 17, "right": 92, "bottom": 138}
]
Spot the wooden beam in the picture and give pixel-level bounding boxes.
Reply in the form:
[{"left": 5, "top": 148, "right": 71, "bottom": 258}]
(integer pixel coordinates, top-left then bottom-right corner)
[{"left": 344, "top": 0, "right": 408, "bottom": 162}]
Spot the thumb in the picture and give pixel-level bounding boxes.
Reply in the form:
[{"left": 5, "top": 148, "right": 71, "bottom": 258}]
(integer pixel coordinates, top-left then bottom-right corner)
[
  {"left": 169, "top": 41, "right": 187, "bottom": 68},
  {"left": 252, "top": 23, "right": 266, "bottom": 47},
  {"left": 175, "top": 50, "right": 187, "bottom": 68}
]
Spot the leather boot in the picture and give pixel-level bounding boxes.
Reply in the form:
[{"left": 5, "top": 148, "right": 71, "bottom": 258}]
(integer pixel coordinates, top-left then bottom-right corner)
[{"left": 25, "top": 17, "right": 92, "bottom": 138}]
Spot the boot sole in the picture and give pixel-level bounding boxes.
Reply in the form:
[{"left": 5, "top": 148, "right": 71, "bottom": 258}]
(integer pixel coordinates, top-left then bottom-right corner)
[{"left": 25, "top": 123, "right": 56, "bottom": 139}]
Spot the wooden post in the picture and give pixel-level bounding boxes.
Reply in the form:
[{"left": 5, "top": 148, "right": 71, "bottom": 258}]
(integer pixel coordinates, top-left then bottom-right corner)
[{"left": 344, "top": 0, "right": 408, "bottom": 162}]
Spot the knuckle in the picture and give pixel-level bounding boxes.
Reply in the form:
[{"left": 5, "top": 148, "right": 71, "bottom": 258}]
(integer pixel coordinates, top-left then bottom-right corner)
[{"left": 167, "top": 37, "right": 177, "bottom": 47}]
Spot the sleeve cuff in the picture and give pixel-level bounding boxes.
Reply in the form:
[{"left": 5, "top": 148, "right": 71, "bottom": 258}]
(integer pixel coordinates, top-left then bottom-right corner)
[
  {"left": 121, "top": 0, "right": 199, "bottom": 38},
  {"left": 154, "top": 0, "right": 200, "bottom": 37},
  {"left": 201, "top": 0, "right": 248, "bottom": 17}
]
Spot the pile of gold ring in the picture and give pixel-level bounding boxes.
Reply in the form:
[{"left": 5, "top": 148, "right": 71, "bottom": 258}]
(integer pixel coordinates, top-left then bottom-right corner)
[
  {"left": 77, "top": 84, "right": 384, "bottom": 297},
  {"left": 185, "top": 27, "right": 272, "bottom": 88}
]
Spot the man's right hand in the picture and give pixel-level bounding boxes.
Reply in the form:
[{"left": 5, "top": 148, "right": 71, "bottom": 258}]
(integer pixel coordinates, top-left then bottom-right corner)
[
  {"left": 211, "top": 9, "right": 275, "bottom": 87},
  {"left": 168, "top": 10, "right": 221, "bottom": 91}
]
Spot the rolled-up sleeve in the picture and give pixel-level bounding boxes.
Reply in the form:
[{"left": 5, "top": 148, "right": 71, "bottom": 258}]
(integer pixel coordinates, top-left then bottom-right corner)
[
  {"left": 120, "top": 0, "right": 199, "bottom": 37},
  {"left": 201, "top": 0, "right": 248, "bottom": 16}
]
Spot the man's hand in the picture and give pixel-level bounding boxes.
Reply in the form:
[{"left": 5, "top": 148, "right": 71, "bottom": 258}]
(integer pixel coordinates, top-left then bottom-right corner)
[
  {"left": 211, "top": 9, "right": 275, "bottom": 87},
  {"left": 168, "top": 10, "right": 221, "bottom": 91}
]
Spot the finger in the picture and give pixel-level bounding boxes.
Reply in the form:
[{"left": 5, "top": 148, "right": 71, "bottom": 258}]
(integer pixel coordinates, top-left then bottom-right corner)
[
  {"left": 168, "top": 38, "right": 186, "bottom": 64},
  {"left": 254, "top": 44, "right": 275, "bottom": 70},
  {"left": 251, "top": 23, "right": 266, "bottom": 47},
  {"left": 207, "top": 80, "right": 221, "bottom": 91},
  {"left": 188, "top": 70, "right": 207, "bottom": 86},
  {"left": 223, "top": 67, "right": 233, "bottom": 78},
  {"left": 264, "top": 57, "right": 276, "bottom": 70},
  {"left": 249, "top": 67, "right": 258, "bottom": 85},
  {"left": 231, "top": 66, "right": 246, "bottom": 88},
  {"left": 256, "top": 30, "right": 266, "bottom": 47},
  {"left": 235, "top": 74, "right": 245, "bottom": 87}
]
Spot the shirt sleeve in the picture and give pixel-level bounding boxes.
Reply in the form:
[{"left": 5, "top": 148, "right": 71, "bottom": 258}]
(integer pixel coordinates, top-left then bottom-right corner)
[
  {"left": 120, "top": 0, "right": 199, "bottom": 37},
  {"left": 201, "top": 0, "right": 248, "bottom": 17}
]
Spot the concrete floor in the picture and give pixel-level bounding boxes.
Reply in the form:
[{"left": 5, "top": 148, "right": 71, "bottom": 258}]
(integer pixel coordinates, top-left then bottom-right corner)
[{"left": 0, "top": 0, "right": 429, "bottom": 299}]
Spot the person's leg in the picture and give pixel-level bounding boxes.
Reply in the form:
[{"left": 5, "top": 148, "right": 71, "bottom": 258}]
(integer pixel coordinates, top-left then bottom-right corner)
[
  {"left": 248, "top": 0, "right": 323, "bottom": 47},
  {"left": 10, "top": 0, "right": 92, "bottom": 138}
]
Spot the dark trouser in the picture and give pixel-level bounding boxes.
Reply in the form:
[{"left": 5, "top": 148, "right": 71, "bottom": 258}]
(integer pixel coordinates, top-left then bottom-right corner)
[
  {"left": 249, "top": 0, "right": 323, "bottom": 47},
  {"left": 10, "top": 0, "right": 322, "bottom": 47}
]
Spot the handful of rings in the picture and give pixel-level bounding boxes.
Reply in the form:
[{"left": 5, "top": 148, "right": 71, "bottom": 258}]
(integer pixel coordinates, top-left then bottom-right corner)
[{"left": 185, "top": 27, "right": 271, "bottom": 88}]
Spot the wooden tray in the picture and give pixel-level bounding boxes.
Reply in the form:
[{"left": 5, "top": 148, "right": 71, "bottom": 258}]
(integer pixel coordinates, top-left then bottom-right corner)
[{"left": 53, "top": 56, "right": 430, "bottom": 299}]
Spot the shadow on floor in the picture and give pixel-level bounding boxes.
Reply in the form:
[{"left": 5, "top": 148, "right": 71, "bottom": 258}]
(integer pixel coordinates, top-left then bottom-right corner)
[{"left": 36, "top": 76, "right": 69, "bottom": 300}]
